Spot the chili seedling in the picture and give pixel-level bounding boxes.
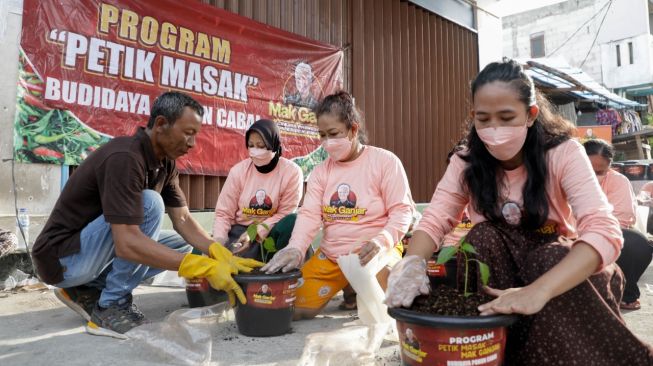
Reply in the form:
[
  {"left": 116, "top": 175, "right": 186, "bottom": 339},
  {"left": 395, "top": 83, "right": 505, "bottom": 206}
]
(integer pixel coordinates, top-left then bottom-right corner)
[{"left": 436, "top": 239, "right": 490, "bottom": 297}]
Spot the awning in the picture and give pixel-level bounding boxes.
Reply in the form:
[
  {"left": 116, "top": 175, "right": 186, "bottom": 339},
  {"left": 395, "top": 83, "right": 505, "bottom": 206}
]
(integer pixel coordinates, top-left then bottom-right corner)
[
  {"left": 518, "top": 57, "right": 646, "bottom": 109},
  {"left": 617, "top": 83, "right": 653, "bottom": 97}
]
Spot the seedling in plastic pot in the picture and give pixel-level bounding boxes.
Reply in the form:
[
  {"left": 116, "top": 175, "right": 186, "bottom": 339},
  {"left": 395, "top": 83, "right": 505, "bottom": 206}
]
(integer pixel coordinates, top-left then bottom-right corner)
[
  {"left": 246, "top": 221, "right": 278, "bottom": 263},
  {"left": 436, "top": 238, "right": 490, "bottom": 297}
]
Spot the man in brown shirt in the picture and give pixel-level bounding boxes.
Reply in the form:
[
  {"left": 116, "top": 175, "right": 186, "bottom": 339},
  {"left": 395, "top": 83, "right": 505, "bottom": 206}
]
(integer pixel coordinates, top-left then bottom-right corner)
[{"left": 33, "top": 92, "right": 261, "bottom": 337}]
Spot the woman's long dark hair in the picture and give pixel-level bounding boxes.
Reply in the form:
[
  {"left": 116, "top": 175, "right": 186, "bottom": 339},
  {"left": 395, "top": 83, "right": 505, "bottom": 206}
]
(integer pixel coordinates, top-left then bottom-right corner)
[{"left": 461, "top": 60, "right": 575, "bottom": 229}]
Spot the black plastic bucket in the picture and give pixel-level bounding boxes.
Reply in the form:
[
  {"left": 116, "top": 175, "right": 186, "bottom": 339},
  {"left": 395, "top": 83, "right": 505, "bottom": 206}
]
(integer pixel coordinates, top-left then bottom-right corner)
[
  {"left": 184, "top": 248, "right": 228, "bottom": 308},
  {"left": 623, "top": 164, "right": 648, "bottom": 180},
  {"left": 233, "top": 269, "right": 302, "bottom": 337},
  {"left": 388, "top": 307, "right": 518, "bottom": 366},
  {"left": 646, "top": 164, "right": 653, "bottom": 180},
  {"left": 185, "top": 278, "right": 228, "bottom": 308},
  {"left": 610, "top": 162, "right": 624, "bottom": 174}
]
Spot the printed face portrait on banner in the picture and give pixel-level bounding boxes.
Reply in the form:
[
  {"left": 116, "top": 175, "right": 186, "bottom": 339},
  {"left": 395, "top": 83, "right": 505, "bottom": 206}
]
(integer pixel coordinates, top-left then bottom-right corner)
[{"left": 283, "top": 61, "right": 320, "bottom": 109}]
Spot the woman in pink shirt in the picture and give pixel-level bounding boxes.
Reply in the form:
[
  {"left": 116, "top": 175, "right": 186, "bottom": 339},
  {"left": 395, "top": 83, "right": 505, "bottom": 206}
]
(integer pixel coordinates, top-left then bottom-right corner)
[
  {"left": 212, "top": 119, "right": 303, "bottom": 260},
  {"left": 261, "top": 91, "right": 415, "bottom": 320},
  {"left": 385, "top": 60, "right": 652, "bottom": 365},
  {"left": 584, "top": 139, "right": 652, "bottom": 310}
]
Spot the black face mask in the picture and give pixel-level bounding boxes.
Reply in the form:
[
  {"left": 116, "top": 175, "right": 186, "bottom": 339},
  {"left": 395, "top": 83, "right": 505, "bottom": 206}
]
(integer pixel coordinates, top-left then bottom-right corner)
[
  {"left": 254, "top": 153, "right": 280, "bottom": 174},
  {"left": 246, "top": 119, "right": 282, "bottom": 174}
]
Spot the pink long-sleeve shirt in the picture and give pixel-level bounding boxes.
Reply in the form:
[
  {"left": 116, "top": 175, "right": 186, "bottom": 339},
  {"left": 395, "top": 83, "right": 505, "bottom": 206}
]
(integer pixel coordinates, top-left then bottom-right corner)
[
  {"left": 417, "top": 139, "right": 623, "bottom": 269},
  {"left": 287, "top": 146, "right": 415, "bottom": 260},
  {"left": 213, "top": 157, "right": 303, "bottom": 240},
  {"left": 441, "top": 209, "right": 472, "bottom": 248},
  {"left": 599, "top": 170, "right": 636, "bottom": 228}
]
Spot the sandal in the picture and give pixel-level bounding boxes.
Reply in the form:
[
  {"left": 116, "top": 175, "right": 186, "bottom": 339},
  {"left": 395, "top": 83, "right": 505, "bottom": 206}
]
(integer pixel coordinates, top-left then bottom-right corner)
[
  {"left": 620, "top": 299, "right": 641, "bottom": 310},
  {"left": 338, "top": 300, "right": 357, "bottom": 311}
]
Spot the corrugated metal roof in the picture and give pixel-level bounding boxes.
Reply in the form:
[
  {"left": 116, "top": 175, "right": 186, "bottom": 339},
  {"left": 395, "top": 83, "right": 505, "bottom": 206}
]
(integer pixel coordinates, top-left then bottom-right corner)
[{"left": 519, "top": 57, "right": 645, "bottom": 109}]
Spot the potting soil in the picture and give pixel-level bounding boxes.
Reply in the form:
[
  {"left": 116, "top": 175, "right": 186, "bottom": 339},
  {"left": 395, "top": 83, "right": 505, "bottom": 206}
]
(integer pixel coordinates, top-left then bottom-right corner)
[{"left": 409, "top": 285, "right": 493, "bottom": 316}]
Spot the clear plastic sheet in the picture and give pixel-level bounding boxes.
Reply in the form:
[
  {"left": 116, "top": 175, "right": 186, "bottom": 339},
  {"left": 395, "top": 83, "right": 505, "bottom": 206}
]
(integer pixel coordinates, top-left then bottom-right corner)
[
  {"left": 1, "top": 269, "right": 38, "bottom": 291},
  {"left": 297, "top": 323, "right": 391, "bottom": 366},
  {"left": 126, "top": 302, "right": 230, "bottom": 366}
]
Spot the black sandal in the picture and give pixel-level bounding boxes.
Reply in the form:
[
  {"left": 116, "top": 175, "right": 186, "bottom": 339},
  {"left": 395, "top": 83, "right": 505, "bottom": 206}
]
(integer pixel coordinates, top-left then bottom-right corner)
[{"left": 338, "top": 300, "right": 357, "bottom": 310}]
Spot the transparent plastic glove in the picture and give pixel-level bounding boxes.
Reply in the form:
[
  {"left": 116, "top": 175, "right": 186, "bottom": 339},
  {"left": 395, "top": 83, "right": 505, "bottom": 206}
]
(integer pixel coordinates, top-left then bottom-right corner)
[
  {"left": 208, "top": 242, "right": 263, "bottom": 273},
  {"left": 230, "top": 232, "right": 252, "bottom": 255},
  {"left": 637, "top": 191, "right": 652, "bottom": 206},
  {"left": 260, "top": 247, "right": 303, "bottom": 274},
  {"left": 384, "top": 255, "right": 430, "bottom": 308},
  {"left": 178, "top": 253, "right": 245, "bottom": 306}
]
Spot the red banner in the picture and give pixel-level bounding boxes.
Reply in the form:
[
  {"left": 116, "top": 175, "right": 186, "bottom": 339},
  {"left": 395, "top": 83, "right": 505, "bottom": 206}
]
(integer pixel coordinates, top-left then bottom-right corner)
[{"left": 16, "top": 0, "right": 342, "bottom": 176}]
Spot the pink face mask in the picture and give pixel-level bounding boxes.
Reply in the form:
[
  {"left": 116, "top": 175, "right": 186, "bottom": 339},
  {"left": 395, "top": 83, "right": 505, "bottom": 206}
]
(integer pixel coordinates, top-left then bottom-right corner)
[
  {"left": 249, "top": 147, "right": 275, "bottom": 167},
  {"left": 322, "top": 137, "right": 353, "bottom": 161},
  {"left": 476, "top": 125, "right": 528, "bottom": 161}
]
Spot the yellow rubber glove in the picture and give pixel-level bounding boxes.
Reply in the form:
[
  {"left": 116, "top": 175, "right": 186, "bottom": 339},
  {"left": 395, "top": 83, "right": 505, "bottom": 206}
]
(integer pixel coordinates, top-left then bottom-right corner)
[
  {"left": 178, "top": 253, "right": 245, "bottom": 306},
  {"left": 208, "top": 242, "right": 264, "bottom": 273}
]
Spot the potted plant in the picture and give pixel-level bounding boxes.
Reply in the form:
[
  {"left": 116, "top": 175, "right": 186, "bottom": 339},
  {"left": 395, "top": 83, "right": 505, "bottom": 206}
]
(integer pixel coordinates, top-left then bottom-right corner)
[
  {"left": 185, "top": 222, "right": 292, "bottom": 310},
  {"left": 388, "top": 240, "right": 518, "bottom": 366},
  {"left": 232, "top": 221, "right": 302, "bottom": 337}
]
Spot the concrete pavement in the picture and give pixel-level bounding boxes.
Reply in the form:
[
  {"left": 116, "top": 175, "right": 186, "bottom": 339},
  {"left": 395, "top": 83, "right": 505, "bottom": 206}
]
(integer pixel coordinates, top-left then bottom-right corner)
[{"left": 1, "top": 263, "right": 651, "bottom": 365}]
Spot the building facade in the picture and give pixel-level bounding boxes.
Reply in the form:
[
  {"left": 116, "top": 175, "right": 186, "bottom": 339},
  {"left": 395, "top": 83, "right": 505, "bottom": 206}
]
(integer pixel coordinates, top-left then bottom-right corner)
[{"left": 502, "top": 0, "right": 653, "bottom": 101}]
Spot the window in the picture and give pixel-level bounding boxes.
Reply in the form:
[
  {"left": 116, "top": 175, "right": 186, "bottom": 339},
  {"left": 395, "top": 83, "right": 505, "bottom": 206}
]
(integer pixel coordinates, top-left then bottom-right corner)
[
  {"left": 530, "top": 33, "right": 545, "bottom": 58},
  {"left": 616, "top": 44, "right": 621, "bottom": 67},
  {"left": 628, "top": 42, "right": 634, "bottom": 64}
]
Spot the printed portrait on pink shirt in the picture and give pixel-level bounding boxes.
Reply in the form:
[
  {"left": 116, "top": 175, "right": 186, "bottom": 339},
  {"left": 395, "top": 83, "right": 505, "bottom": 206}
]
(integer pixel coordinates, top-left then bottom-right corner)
[
  {"left": 501, "top": 201, "right": 522, "bottom": 226},
  {"left": 249, "top": 189, "right": 273, "bottom": 211},
  {"left": 329, "top": 183, "right": 357, "bottom": 208}
]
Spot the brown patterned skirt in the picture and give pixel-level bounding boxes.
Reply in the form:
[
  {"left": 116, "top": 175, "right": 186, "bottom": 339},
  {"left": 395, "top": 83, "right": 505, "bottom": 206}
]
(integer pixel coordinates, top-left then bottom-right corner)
[{"left": 461, "top": 222, "right": 653, "bottom": 366}]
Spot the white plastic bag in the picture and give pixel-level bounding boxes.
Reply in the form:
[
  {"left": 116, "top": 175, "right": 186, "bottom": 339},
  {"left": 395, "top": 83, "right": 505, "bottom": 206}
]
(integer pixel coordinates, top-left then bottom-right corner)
[
  {"left": 337, "top": 251, "right": 393, "bottom": 326},
  {"left": 126, "top": 302, "right": 230, "bottom": 366},
  {"left": 635, "top": 205, "right": 649, "bottom": 235}
]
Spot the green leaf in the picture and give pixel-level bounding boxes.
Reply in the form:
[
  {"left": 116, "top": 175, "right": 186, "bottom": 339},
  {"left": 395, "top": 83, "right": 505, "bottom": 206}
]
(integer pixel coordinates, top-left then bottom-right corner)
[
  {"left": 246, "top": 224, "right": 258, "bottom": 241},
  {"left": 436, "top": 246, "right": 458, "bottom": 264},
  {"left": 461, "top": 242, "right": 477, "bottom": 254},
  {"left": 23, "top": 109, "right": 54, "bottom": 134},
  {"left": 478, "top": 261, "right": 490, "bottom": 286},
  {"left": 263, "top": 237, "right": 277, "bottom": 253},
  {"left": 261, "top": 222, "right": 270, "bottom": 231},
  {"left": 72, "top": 132, "right": 98, "bottom": 145}
]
